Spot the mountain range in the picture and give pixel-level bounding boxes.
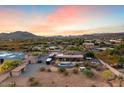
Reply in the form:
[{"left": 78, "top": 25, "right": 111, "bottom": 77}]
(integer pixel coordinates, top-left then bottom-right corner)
[
  {"left": 0, "top": 31, "right": 38, "bottom": 40},
  {"left": 0, "top": 31, "right": 124, "bottom": 40}
]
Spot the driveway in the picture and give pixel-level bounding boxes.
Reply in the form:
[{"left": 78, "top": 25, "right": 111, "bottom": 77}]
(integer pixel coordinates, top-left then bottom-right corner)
[{"left": 21, "top": 55, "right": 49, "bottom": 77}]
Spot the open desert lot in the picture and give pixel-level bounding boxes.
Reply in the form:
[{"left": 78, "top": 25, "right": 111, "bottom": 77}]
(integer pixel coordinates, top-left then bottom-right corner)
[{"left": 1, "top": 67, "right": 124, "bottom": 87}]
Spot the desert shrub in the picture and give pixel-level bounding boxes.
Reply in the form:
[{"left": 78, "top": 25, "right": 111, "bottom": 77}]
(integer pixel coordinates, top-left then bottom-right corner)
[
  {"left": 39, "top": 67, "right": 45, "bottom": 72},
  {"left": 118, "top": 57, "right": 124, "bottom": 67},
  {"left": 102, "top": 70, "right": 113, "bottom": 80},
  {"left": 51, "top": 81, "right": 55, "bottom": 84},
  {"left": 47, "top": 68, "right": 52, "bottom": 72},
  {"left": 75, "top": 63, "right": 80, "bottom": 68},
  {"left": 65, "top": 85, "right": 68, "bottom": 87},
  {"left": 83, "top": 61, "right": 92, "bottom": 67},
  {"left": 86, "top": 67, "right": 91, "bottom": 70},
  {"left": 28, "top": 77, "right": 35, "bottom": 82},
  {"left": 83, "top": 68, "right": 94, "bottom": 77},
  {"left": 58, "top": 67, "right": 66, "bottom": 73},
  {"left": 90, "top": 84, "right": 96, "bottom": 87},
  {"left": 72, "top": 68, "right": 79, "bottom": 74},
  {"left": 8, "top": 82, "right": 16, "bottom": 87},
  {"left": 64, "top": 71, "right": 69, "bottom": 76},
  {"left": 30, "top": 81, "right": 39, "bottom": 86}
]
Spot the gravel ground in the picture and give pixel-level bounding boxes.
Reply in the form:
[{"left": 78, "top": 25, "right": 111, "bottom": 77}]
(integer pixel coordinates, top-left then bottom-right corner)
[{"left": 0, "top": 68, "right": 119, "bottom": 87}]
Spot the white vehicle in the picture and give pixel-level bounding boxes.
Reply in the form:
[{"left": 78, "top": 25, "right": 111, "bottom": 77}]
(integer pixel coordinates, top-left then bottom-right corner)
[
  {"left": 46, "top": 58, "right": 52, "bottom": 65},
  {"left": 80, "top": 66, "right": 86, "bottom": 71}
]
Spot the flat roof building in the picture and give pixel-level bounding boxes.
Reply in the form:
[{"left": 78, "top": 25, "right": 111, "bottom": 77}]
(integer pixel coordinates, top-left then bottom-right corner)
[{"left": 55, "top": 53, "right": 84, "bottom": 64}]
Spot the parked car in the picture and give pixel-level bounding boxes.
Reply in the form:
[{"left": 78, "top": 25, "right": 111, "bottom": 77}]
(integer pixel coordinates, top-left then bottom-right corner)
[
  {"left": 37, "top": 59, "right": 43, "bottom": 63},
  {"left": 46, "top": 58, "right": 53, "bottom": 65}
]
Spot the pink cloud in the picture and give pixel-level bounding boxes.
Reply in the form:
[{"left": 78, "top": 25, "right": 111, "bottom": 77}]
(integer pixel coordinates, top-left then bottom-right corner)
[{"left": 47, "top": 6, "right": 88, "bottom": 26}]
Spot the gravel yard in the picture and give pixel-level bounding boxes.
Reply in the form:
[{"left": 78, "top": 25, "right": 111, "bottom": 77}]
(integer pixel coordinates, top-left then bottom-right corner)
[{"left": 1, "top": 67, "right": 120, "bottom": 87}]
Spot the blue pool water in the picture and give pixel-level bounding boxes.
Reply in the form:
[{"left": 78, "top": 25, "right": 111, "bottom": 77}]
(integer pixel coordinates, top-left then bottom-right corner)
[{"left": 0, "top": 51, "right": 25, "bottom": 60}]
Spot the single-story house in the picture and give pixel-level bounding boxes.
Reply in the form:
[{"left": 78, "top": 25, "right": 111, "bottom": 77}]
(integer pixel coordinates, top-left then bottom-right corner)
[
  {"left": 83, "top": 43, "right": 95, "bottom": 49},
  {"left": 55, "top": 53, "right": 84, "bottom": 64},
  {"left": 47, "top": 46, "right": 61, "bottom": 52},
  {"left": 109, "top": 39, "right": 121, "bottom": 43}
]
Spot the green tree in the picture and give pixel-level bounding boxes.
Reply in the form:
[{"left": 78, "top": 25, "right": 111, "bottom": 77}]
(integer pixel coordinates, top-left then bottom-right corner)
[
  {"left": 118, "top": 57, "right": 124, "bottom": 67},
  {"left": 84, "top": 51, "right": 95, "bottom": 58}
]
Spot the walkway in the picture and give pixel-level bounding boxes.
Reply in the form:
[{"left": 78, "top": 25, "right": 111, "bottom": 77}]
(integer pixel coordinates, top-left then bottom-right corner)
[
  {"left": 0, "top": 73, "right": 10, "bottom": 83},
  {"left": 99, "top": 59, "right": 124, "bottom": 78}
]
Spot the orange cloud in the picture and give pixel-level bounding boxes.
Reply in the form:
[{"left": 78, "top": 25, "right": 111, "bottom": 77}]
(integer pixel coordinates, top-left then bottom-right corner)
[
  {"left": 56, "top": 29, "right": 94, "bottom": 36},
  {"left": 0, "top": 8, "right": 25, "bottom": 26},
  {"left": 28, "top": 24, "right": 56, "bottom": 36}
]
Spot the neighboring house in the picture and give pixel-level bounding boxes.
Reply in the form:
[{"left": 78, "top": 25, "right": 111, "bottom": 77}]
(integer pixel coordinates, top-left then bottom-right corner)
[
  {"left": 47, "top": 46, "right": 61, "bottom": 52},
  {"left": 109, "top": 39, "right": 121, "bottom": 44},
  {"left": 83, "top": 43, "right": 94, "bottom": 49}
]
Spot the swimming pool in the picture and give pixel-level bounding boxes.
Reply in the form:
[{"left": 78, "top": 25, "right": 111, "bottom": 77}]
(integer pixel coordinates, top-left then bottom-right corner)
[{"left": 0, "top": 51, "right": 25, "bottom": 60}]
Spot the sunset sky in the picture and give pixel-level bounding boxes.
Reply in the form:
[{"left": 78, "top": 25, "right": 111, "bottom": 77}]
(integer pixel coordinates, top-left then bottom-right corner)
[{"left": 0, "top": 5, "right": 124, "bottom": 36}]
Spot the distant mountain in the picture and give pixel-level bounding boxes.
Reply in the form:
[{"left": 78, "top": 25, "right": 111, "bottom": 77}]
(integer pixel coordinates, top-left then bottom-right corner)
[
  {"left": 0, "top": 31, "right": 38, "bottom": 40},
  {"left": 77, "top": 32, "right": 124, "bottom": 40},
  {"left": 52, "top": 32, "right": 124, "bottom": 40},
  {"left": 0, "top": 31, "right": 124, "bottom": 40}
]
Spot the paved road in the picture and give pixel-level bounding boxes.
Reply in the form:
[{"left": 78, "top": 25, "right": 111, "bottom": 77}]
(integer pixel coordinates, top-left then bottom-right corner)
[{"left": 99, "top": 59, "right": 124, "bottom": 78}]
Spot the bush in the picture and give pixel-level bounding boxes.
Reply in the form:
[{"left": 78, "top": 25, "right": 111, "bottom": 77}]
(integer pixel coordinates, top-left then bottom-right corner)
[
  {"left": 102, "top": 70, "right": 113, "bottom": 80},
  {"left": 58, "top": 68, "right": 66, "bottom": 73},
  {"left": 39, "top": 67, "right": 45, "bottom": 72},
  {"left": 83, "top": 68, "right": 94, "bottom": 77},
  {"left": 64, "top": 71, "right": 69, "bottom": 76},
  {"left": 28, "top": 77, "right": 35, "bottom": 82},
  {"left": 75, "top": 63, "right": 80, "bottom": 68},
  {"left": 118, "top": 57, "right": 124, "bottom": 67},
  {"left": 28, "top": 77, "right": 40, "bottom": 86},
  {"left": 73, "top": 68, "right": 79, "bottom": 74},
  {"left": 90, "top": 84, "right": 96, "bottom": 87},
  {"left": 84, "top": 51, "right": 95, "bottom": 58},
  {"left": 30, "top": 81, "right": 39, "bottom": 86},
  {"left": 47, "top": 68, "right": 52, "bottom": 72},
  {"left": 8, "top": 82, "right": 16, "bottom": 87},
  {"left": 0, "top": 60, "right": 21, "bottom": 73},
  {"left": 83, "top": 61, "right": 92, "bottom": 67}
]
